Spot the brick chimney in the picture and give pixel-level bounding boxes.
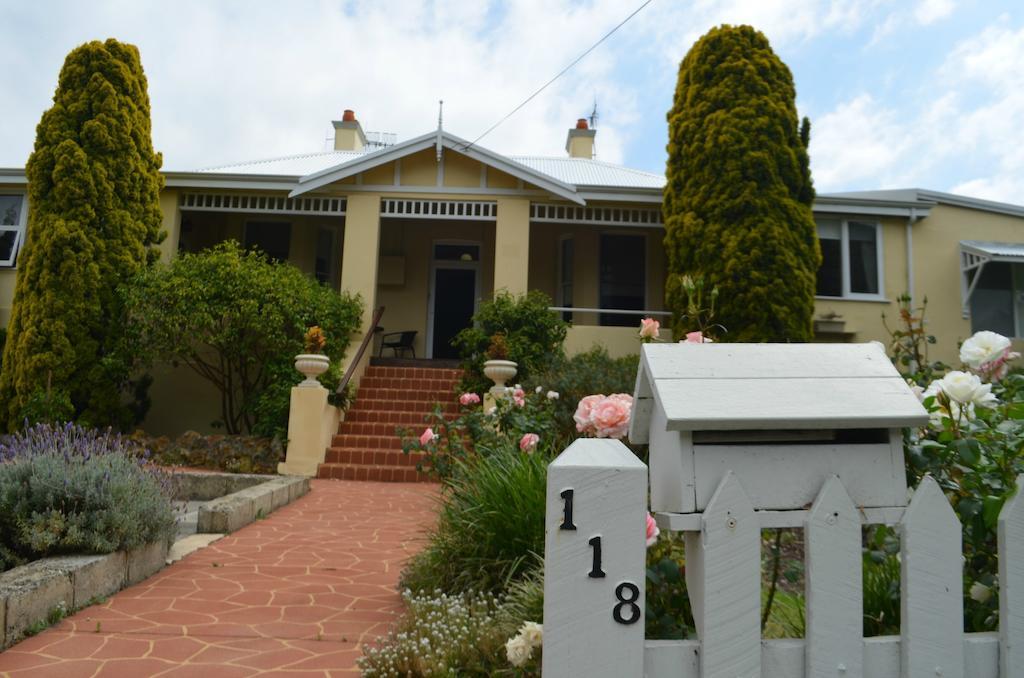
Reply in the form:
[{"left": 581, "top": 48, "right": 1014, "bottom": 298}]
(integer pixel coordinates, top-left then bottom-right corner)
[
  {"left": 332, "top": 109, "right": 366, "bottom": 151},
  {"left": 565, "top": 118, "right": 596, "bottom": 159}
]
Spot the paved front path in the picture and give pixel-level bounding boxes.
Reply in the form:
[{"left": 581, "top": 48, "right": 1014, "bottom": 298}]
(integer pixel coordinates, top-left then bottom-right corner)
[{"left": 0, "top": 480, "right": 438, "bottom": 677}]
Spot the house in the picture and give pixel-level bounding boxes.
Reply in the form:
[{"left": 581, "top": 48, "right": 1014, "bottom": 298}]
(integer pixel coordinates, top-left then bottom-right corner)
[{"left": 1, "top": 110, "right": 1022, "bottom": 434}]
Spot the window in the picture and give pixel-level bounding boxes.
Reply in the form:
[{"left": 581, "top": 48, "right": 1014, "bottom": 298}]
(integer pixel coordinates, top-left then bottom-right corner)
[
  {"left": 314, "top": 227, "right": 338, "bottom": 286},
  {"left": 558, "top": 236, "right": 573, "bottom": 321},
  {"left": 970, "top": 262, "right": 1024, "bottom": 338},
  {"left": 0, "top": 195, "right": 26, "bottom": 267},
  {"left": 599, "top": 233, "right": 645, "bottom": 326},
  {"left": 815, "top": 218, "right": 883, "bottom": 298},
  {"left": 244, "top": 221, "right": 291, "bottom": 262}
]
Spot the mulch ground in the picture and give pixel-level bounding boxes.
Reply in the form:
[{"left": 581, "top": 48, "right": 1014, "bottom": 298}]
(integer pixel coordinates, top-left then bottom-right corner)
[{"left": 0, "top": 479, "right": 438, "bottom": 677}]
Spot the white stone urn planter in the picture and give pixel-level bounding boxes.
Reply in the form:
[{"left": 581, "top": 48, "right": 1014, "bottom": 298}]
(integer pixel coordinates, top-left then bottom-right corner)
[
  {"left": 483, "top": 359, "right": 518, "bottom": 397},
  {"left": 294, "top": 354, "right": 330, "bottom": 388}
]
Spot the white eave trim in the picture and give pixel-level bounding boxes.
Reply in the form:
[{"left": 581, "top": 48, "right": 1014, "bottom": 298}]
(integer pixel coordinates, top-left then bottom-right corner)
[
  {"left": 163, "top": 172, "right": 300, "bottom": 191},
  {"left": 812, "top": 198, "right": 934, "bottom": 219},
  {"left": 289, "top": 130, "right": 585, "bottom": 205},
  {"left": 0, "top": 168, "right": 28, "bottom": 185}
]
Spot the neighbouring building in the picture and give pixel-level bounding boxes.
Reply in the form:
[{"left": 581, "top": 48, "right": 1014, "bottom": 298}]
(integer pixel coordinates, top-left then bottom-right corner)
[{"left": 1, "top": 111, "right": 1022, "bottom": 434}]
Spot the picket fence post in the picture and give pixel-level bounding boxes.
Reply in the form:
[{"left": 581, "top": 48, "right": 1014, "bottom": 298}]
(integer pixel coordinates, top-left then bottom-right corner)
[
  {"left": 541, "top": 438, "right": 647, "bottom": 678},
  {"left": 901, "top": 474, "right": 964, "bottom": 678},
  {"left": 999, "top": 474, "right": 1024, "bottom": 677},
  {"left": 685, "top": 471, "right": 760, "bottom": 678},
  {"left": 805, "top": 475, "right": 863, "bottom": 678}
]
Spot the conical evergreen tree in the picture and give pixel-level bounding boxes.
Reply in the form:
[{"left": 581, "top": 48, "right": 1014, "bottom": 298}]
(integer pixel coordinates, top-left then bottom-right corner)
[
  {"left": 0, "top": 39, "right": 164, "bottom": 430},
  {"left": 663, "top": 25, "right": 820, "bottom": 342}
]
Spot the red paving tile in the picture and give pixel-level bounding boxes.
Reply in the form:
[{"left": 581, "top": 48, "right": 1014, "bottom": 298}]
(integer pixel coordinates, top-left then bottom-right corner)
[{"left": 0, "top": 480, "right": 438, "bottom": 677}]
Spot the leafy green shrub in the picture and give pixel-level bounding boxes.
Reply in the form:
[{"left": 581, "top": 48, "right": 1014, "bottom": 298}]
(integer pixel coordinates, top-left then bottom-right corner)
[
  {"left": 645, "top": 531, "right": 693, "bottom": 639},
  {"left": 527, "top": 347, "right": 639, "bottom": 439},
  {"left": 120, "top": 241, "right": 362, "bottom": 438},
  {"left": 454, "top": 291, "right": 567, "bottom": 393},
  {"left": 863, "top": 525, "right": 901, "bottom": 636},
  {"left": 401, "top": 446, "right": 548, "bottom": 594},
  {"left": 130, "top": 430, "right": 283, "bottom": 474},
  {"left": 401, "top": 387, "right": 560, "bottom": 478},
  {"left": 0, "top": 423, "right": 176, "bottom": 570}
]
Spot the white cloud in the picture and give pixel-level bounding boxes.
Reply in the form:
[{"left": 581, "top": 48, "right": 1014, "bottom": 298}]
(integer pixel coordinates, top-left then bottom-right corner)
[
  {"left": 809, "top": 94, "right": 911, "bottom": 188},
  {"left": 914, "top": 0, "right": 956, "bottom": 25}
]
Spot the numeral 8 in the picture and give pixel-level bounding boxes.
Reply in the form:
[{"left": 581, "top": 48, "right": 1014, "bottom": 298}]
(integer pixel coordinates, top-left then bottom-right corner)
[{"left": 613, "top": 582, "right": 641, "bottom": 625}]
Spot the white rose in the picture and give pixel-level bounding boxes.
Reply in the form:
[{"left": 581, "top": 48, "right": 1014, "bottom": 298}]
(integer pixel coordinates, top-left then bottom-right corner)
[
  {"left": 970, "top": 581, "right": 992, "bottom": 603},
  {"left": 535, "top": 385, "right": 543, "bottom": 394},
  {"left": 518, "top": 621, "right": 543, "bottom": 647},
  {"left": 505, "top": 634, "right": 533, "bottom": 667},
  {"left": 922, "top": 379, "right": 977, "bottom": 427},
  {"left": 960, "top": 331, "right": 1012, "bottom": 368},
  {"left": 938, "top": 371, "right": 996, "bottom": 407},
  {"left": 546, "top": 390, "right": 560, "bottom": 400}
]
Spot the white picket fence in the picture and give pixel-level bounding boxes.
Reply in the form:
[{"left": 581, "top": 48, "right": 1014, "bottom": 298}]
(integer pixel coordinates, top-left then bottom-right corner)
[{"left": 542, "top": 439, "right": 1024, "bottom": 678}]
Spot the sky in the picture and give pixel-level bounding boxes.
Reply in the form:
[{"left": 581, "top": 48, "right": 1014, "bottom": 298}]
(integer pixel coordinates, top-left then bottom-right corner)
[{"left": 2, "top": 0, "right": 1024, "bottom": 202}]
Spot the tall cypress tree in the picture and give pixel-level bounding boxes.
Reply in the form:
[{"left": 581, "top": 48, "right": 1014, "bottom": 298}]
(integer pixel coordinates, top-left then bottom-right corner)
[
  {"left": 0, "top": 39, "right": 164, "bottom": 430},
  {"left": 663, "top": 25, "right": 819, "bottom": 342}
]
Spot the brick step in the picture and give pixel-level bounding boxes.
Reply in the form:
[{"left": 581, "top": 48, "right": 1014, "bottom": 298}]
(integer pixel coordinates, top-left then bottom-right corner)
[
  {"left": 339, "top": 421, "right": 435, "bottom": 437},
  {"left": 364, "top": 366, "right": 462, "bottom": 381},
  {"left": 355, "top": 387, "right": 458, "bottom": 402},
  {"left": 331, "top": 433, "right": 408, "bottom": 450},
  {"left": 344, "top": 409, "right": 454, "bottom": 425},
  {"left": 358, "top": 376, "right": 462, "bottom": 392},
  {"left": 348, "top": 399, "right": 458, "bottom": 415},
  {"left": 317, "top": 463, "right": 434, "bottom": 483},
  {"left": 325, "top": 448, "right": 425, "bottom": 466}
]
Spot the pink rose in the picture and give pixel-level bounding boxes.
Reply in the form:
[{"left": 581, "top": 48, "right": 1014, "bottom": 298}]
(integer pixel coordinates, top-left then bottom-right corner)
[
  {"left": 419, "top": 427, "right": 438, "bottom": 446},
  {"left": 639, "top": 317, "right": 660, "bottom": 341},
  {"left": 519, "top": 433, "right": 540, "bottom": 454},
  {"left": 591, "top": 394, "right": 632, "bottom": 439},
  {"left": 684, "top": 331, "right": 711, "bottom": 343},
  {"left": 979, "top": 348, "right": 1021, "bottom": 382},
  {"left": 459, "top": 392, "right": 481, "bottom": 406},
  {"left": 574, "top": 394, "right": 605, "bottom": 435},
  {"left": 646, "top": 512, "right": 660, "bottom": 547},
  {"left": 512, "top": 387, "right": 526, "bottom": 408}
]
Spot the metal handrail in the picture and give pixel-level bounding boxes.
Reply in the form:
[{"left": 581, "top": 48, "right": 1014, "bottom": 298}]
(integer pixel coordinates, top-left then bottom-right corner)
[
  {"left": 337, "top": 306, "right": 385, "bottom": 395},
  {"left": 547, "top": 306, "right": 672, "bottom": 317}
]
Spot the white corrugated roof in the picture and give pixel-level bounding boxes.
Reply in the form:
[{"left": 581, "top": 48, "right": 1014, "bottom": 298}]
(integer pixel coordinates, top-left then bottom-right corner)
[
  {"left": 197, "top": 150, "right": 372, "bottom": 176},
  {"left": 508, "top": 156, "right": 664, "bottom": 189},
  {"left": 961, "top": 240, "right": 1024, "bottom": 259},
  {"left": 194, "top": 148, "right": 665, "bottom": 190}
]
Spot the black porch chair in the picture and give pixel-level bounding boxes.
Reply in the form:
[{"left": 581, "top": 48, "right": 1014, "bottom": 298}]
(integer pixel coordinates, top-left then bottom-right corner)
[{"left": 379, "top": 330, "right": 417, "bottom": 358}]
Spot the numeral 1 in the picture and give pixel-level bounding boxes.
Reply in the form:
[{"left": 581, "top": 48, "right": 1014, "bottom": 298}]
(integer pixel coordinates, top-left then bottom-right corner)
[
  {"left": 559, "top": 488, "right": 576, "bottom": 530},
  {"left": 588, "top": 536, "right": 606, "bottom": 578}
]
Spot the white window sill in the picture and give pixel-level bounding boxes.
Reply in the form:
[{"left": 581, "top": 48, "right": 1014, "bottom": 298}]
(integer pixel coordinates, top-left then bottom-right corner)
[{"left": 815, "top": 295, "right": 890, "bottom": 304}]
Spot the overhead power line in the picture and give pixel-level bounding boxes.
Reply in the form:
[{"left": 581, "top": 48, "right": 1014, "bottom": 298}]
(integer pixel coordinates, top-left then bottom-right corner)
[{"left": 462, "top": 0, "right": 654, "bottom": 151}]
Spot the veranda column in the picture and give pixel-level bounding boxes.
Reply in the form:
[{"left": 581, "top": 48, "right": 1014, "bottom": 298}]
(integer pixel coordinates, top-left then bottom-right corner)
[
  {"left": 340, "top": 193, "right": 381, "bottom": 376},
  {"left": 494, "top": 197, "right": 530, "bottom": 295}
]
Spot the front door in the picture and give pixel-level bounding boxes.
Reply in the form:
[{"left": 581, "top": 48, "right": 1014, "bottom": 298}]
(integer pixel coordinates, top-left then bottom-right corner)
[{"left": 428, "top": 242, "right": 480, "bottom": 359}]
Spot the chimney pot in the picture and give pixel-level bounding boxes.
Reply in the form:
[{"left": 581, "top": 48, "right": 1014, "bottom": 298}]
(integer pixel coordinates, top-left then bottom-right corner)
[
  {"left": 342, "top": 109, "right": 357, "bottom": 122},
  {"left": 576, "top": 118, "right": 589, "bottom": 130}
]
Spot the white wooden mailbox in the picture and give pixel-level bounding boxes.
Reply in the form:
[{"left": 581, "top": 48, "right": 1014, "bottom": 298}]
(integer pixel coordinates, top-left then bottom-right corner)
[{"left": 630, "top": 342, "right": 929, "bottom": 515}]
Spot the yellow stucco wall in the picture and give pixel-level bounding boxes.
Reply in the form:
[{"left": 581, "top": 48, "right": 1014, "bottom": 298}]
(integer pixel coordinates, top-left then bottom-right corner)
[
  {"left": 376, "top": 218, "right": 496, "bottom": 358},
  {"left": 0, "top": 269, "right": 15, "bottom": 327},
  {"left": 812, "top": 205, "right": 1024, "bottom": 365}
]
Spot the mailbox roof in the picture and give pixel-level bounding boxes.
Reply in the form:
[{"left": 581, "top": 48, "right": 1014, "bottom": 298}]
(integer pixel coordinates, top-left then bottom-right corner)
[{"left": 630, "top": 343, "right": 930, "bottom": 440}]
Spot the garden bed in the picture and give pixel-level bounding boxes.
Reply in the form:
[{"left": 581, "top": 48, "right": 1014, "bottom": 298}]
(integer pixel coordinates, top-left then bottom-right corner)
[{"left": 0, "top": 470, "right": 309, "bottom": 649}]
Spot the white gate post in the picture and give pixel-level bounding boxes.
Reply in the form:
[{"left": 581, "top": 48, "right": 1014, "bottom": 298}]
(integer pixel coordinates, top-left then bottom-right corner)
[
  {"left": 999, "top": 474, "right": 1024, "bottom": 677},
  {"left": 542, "top": 438, "right": 648, "bottom": 678}
]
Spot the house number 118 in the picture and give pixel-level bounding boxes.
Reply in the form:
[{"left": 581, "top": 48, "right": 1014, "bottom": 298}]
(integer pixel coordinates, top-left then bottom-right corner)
[{"left": 559, "top": 487, "right": 641, "bottom": 626}]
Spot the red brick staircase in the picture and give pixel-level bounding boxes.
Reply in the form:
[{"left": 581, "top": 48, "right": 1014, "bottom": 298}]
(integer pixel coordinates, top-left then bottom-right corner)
[{"left": 317, "top": 363, "right": 463, "bottom": 482}]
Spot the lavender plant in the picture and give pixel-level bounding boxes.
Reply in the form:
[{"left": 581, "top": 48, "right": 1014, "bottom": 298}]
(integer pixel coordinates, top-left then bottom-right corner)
[{"left": 0, "top": 422, "right": 177, "bottom": 570}]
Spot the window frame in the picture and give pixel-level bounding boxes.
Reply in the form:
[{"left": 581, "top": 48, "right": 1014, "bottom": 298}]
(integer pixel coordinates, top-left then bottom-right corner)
[
  {"left": 814, "top": 217, "right": 886, "bottom": 302},
  {"left": 0, "top": 193, "right": 28, "bottom": 268}
]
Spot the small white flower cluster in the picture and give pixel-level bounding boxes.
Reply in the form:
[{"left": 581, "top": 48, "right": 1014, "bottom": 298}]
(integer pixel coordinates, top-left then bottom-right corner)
[
  {"left": 505, "top": 620, "right": 543, "bottom": 668},
  {"left": 358, "top": 589, "right": 499, "bottom": 677},
  {"left": 921, "top": 370, "right": 998, "bottom": 426},
  {"left": 532, "top": 384, "right": 560, "bottom": 400}
]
